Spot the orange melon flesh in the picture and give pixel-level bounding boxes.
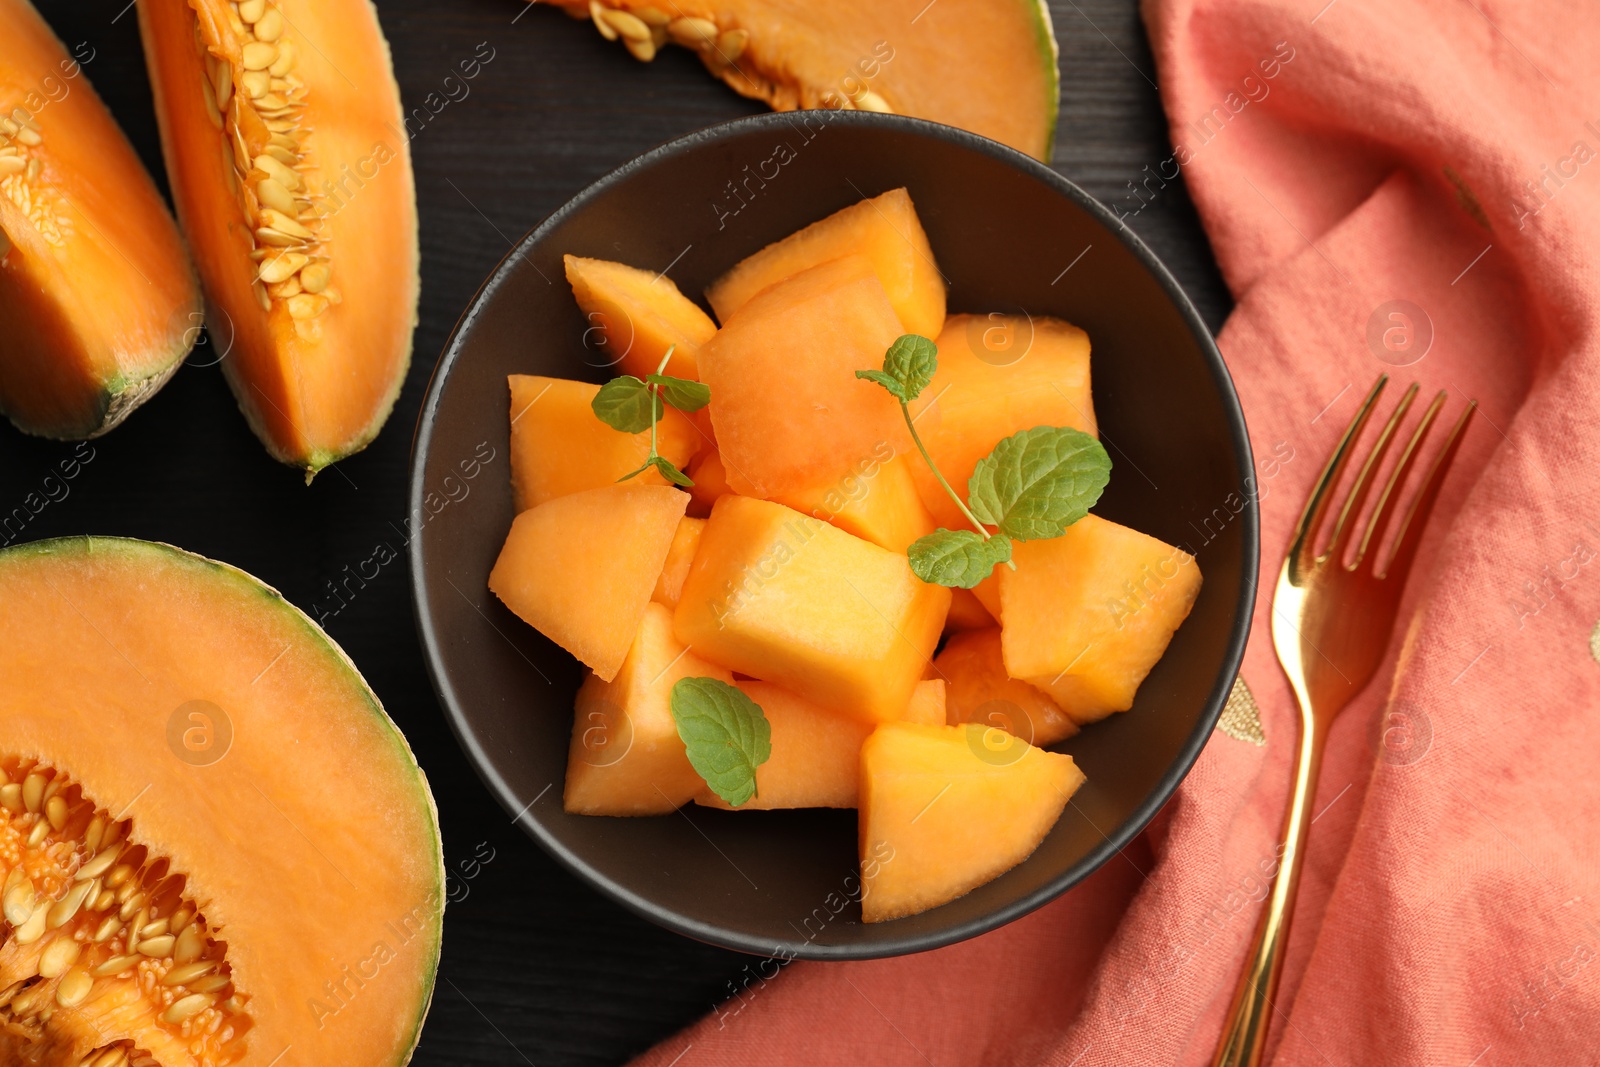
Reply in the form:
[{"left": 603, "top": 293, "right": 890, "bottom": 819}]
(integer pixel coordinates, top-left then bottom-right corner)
[
  {"left": 138, "top": 0, "right": 419, "bottom": 475},
  {"left": 999, "top": 514, "right": 1202, "bottom": 723},
  {"left": 565, "top": 603, "right": 733, "bottom": 815},
  {"left": 780, "top": 451, "right": 935, "bottom": 554},
  {"left": 945, "top": 587, "right": 996, "bottom": 631},
  {"left": 905, "top": 678, "right": 947, "bottom": 726},
  {"left": 859, "top": 722, "right": 1083, "bottom": 922},
  {"left": 651, "top": 515, "right": 705, "bottom": 608},
  {"left": 970, "top": 572, "right": 1003, "bottom": 621},
  {"left": 907, "top": 314, "right": 1096, "bottom": 529},
  {"left": 489, "top": 484, "right": 689, "bottom": 681},
  {"left": 698, "top": 255, "right": 910, "bottom": 500},
  {"left": 508, "top": 374, "right": 698, "bottom": 511},
  {"left": 686, "top": 448, "right": 731, "bottom": 517},
  {"left": 674, "top": 495, "right": 950, "bottom": 722},
  {"left": 0, "top": 537, "right": 441, "bottom": 1066},
  {"left": 935, "top": 627, "right": 1077, "bottom": 747},
  {"left": 0, "top": 0, "right": 201, "bottom": 439},
  {"left": 564, "top": 254, "right": 716, "bottom": 381},
  {"left": 706, "top": 189, "right": 946, "bottom": 338},
  {"left": 542, "top": 0, "right": 1060, "bottom": 162}
]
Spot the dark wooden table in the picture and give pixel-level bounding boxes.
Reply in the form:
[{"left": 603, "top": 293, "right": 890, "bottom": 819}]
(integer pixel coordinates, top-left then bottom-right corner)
[{"left": 6, "top": 2, "right": 1229, "bottom": 1062}]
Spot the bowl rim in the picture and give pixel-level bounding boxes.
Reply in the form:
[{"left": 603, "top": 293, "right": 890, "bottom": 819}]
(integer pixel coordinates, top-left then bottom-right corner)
[{"left": 409, "top": 109, "right": 1259, "bottom": 960}]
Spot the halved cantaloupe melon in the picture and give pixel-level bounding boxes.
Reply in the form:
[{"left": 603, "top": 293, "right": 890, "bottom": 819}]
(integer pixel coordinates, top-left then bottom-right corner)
[
  {"left": 138, "top": 0, "right": 419, "bottom": 475},
  {"left": 674, "top": 495, "right": 949, "bottom": 722},
  {"left": 651, "top": 515, "right": 705, "bottom": 609},
  {"left": 859, "top": 722, "right": 1082, "bottom": 922},
  {"left": 698, "top": 255, "right": 910, "bottom": 500},
  {"left": 934, "top": 627, "right": 1077, "bottom": 746},
  {"left": 0, "top": 0, "right": 201, "bottom": 439},
  {"left": 999, "top": 514, "right": 1202, "bottom": 722},
  {"left": 0, "top": 536, "right": 441, "bottom": 1066},
  {"left": 508, "top": 374, "right": 698, "bottom": 511},
  {"left": 538, "top": 1, "right": 1060, "bottom": 161},
  {"left": 907, "top": 313, "right": 1096, "bottom": 529},
  {"left": 706, "top": 189, "right": 946, "bottom": 338},
  {"left": 489, "top": 484, "right": 688, "bottom": 680},
  {"left": 565, "top": 602, "right": 733, "bottom": 815},
  {"left": 781, "top": 451, "right": 935, "bottom": 554},
  {"left": 564, "top": 255, "right": 716, "bottom": 381}
]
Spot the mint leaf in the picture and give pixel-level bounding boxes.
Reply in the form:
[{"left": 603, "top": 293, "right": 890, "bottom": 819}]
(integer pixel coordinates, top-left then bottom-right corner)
[
  {"left": 854, "top": 369, "right": 903, "bottom": 397},
  {"left": 615, "top": 461, "right": 651, "bottom": 483},
  {"left": 652, "top": 455, "right": 694, "bottom": 488},
  {"left": 907, "top": 529, "right": 1013, "bottom": 588},
  {"left": 670, "top": 677, "right": 771, "bottom": 807},
  {"left": 591, "top": 375, "right": 659, "bottom": 434},
  {"left": 967, "top": 426, "right": 1111, "bottom": 540},
  {"left": 856, "top": 333, "right": 938, "bottom": 402},
  {"left": 646, "top": 374, "right": 711, "bottom": 413}
]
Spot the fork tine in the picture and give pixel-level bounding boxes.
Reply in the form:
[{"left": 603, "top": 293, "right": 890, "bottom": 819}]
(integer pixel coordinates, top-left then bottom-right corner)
[
  {"left": 1355, "top": 389, "right": 1444, "bottom": 571},
  {"left": 1325, "top": 382, "right": 1419, "bottom": 565},
  {"left": 1376, "top": 398, "right": 1475, "bottom": 580},
  {"left": 1287, "top": 375, "right": 1387, "bottom": 575}
]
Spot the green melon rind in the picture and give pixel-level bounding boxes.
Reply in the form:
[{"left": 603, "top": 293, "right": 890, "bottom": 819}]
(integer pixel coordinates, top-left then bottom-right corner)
[
  {"left": 1027, "top": 0, "right": 1062, "bottom": 162},
  {"left": 0, "top": 534, "right": 445, "bottom": 1066}
]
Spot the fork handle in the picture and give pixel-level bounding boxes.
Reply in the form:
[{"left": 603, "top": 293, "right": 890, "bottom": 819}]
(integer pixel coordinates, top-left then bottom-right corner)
[{"left": 1211, "top": 709, "right": 1326, "bottom": 1067}]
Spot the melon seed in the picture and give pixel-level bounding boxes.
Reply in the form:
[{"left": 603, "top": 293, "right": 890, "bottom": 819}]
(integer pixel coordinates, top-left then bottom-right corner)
[
  {"left": 253, "top": 7, "right": 284, "bottom": 41},
  {"left": 3, "top": 878, "right": 35, "bottom": 924},
  {"left": 22, "top": 772, "right": 45, "bottom": 812},
  {"left": 254, "top": 154, "right": 300, "bottom": 191},
  {"left": 601, "top": 8, "right": 651, "bottom": 42},
  {"left": 624, "top": 35, "right": 657, "bottom": 62},
  {"left": 14, "top": 902, "right": 48, "bottom": 944},
  {"left": 241, "top": 70, "right": 271, "bottom": 99},
  {"left": 667, "top": 17, "right": 717, "bottom": 48},
  {"left": 715, "top": 28, "right": 748, "bottom": 62},
  {"left": 258, "top": 251, "right": 306, "bottom": 284},
  {"left": 163, "top": 993, "right": 212, "bottom": 1023},
  {"left": 161, "top": 960, "right": 216, "bottom": 987},
  {"left": 0, "top": 782, "right": 23, "bottom": 812},
  {"left": 259, "top": 208, "right": 314, "bottom": 240},
  {"left": 298, "top": 263, "right": 330, "bottom": 293},
  {"left": 255, "top": 177, "right": 295, "bottom": 215},
  {"left": 38, "top": 936, "right": 82, "bottom": 978},
  {"left": 855, "top": 90, "right": 893, "bottom": 114},
  {"left": 45, "top": 795, "right": 67, "bottom": 831},
  {"left": 47, "top": 879, "right": 94, "bottom": 928},
  {"left": 589, "top": 0, "right": 618, "bottom": 40},
  {"left": 186, "top": 972, "right": 231, "bottom": 995},
  {"left": 136, "top": 934, "right": 175, "bottom": 958},
  {"left": 91, "top": 955, "right": 139, "bottom": 978},
  {"left": 55, "top": 968, "right": 92, "bottom": 1009},
  {"left": 268, "top": 38, "right": 297, "bottom": 76},
  {"left": 238, "top": 0, "right": 266, "bottom": 21},
  {"left": 287, "top": 293, "right": 328, "bottom": 320},
  {"left": 14, "top": 127, "right": 41, "bottom": 147},
  {"left": 76, "top": 845, "right": 121, "bottom": 882},
  {"left": 241, "top": 42, "right": 277, "bottom": 71}
]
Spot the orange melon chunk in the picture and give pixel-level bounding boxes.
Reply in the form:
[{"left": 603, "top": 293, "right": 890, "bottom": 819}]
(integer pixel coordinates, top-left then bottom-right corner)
[
  {"left": 945, "top": 587, "right": 996, "bottom": 631},
  {"left": 905, "top": 678, "right": 947, "bottom": 726},
  {"left": 686, "top": 448, "right": 732, "bottom": 517},
  {"left": 779, "top": 450, "right": 935, "bottom": 553},
  {"left": 508, "top": 374, "right": 698, "bottom": 511},
  {"left": 706, "top": 189, "right": 947, "bottom": 338},
  {"left": 565, "top": 603, "right": 733, "bottom": 815},
  {"left": 652, "top": 515, "right": 706, "bottom": 609},
  {"left": 674, "top": 495, "right": 949, "bottom": 722},
  {"left": 696, "top": 681, "right": 870, "bottom": 810},
  {"left": 698, "top": 255, "right": 910, "bottom": 500},
  {"left": 935, "top": 627, "right": 1077, "bottom": 746},
  {"left": 1000, "top": 514, "right": 1201, "bottom": 723},
  {"left": 859, "top": 722, "right": 1084, "bottom": 922},
  {"left": 564, "top": 254, "right": 715, "bottom": 381},
  {"left": 489, "top": 484, "right": 688, "bottom": 680},
  {"left": 907, "top": 313, "right": 1096, "bottom": 529}
]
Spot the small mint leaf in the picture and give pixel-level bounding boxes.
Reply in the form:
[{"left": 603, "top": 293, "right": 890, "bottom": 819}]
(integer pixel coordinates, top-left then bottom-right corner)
[
  {"left": 652, "top": 455, "right": 694, "bottom": 488},
  {"left": 646, "top": 374, "right": 711, "bottom": 413},
  {"left": 670, "top": 677, "right": 772, "bottom": 807},
  {"left": 882, "top": 334, "right": 938, "bottom": 402},
  {"left": 907, "top": 529, "right": 1013, "bottom": 588},
  {"left": 591, "top": 376, "right": 659, "bottom": 434},
  {"left": 967, "top": 426, "right": 1111, "bottom": 540},
  {"left": 854, "top": 368, "right": 906, "bottom": 401},
  {"left": 615, "top": 461, "right": 652, "bottom": 483}
]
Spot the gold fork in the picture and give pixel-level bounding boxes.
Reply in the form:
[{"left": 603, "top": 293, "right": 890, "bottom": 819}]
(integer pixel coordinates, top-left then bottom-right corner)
[{"left": 1212, "top": 375, "right": 1475, "bottom": 1067}]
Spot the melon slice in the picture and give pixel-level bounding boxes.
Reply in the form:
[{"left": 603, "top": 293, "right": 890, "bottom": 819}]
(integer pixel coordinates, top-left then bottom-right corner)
[
  {"left": 566, "top": 603, "right": 733, "bottom": 815},
  {"left": 686, "top": 448, "right": 731, "bottom": 517},
  {"left": 138, "top": 0, "right": 419, "bottom": 475},
  {"left": 489, "top": 484, "right": 689, "bottom": 680},
  {"left": 0, "top": 0, "right": 201, "bottom": 439},
  {"left": 999, "top": 514, "right": 1202, "bottom": 723},
  {"left": 564, "top": 254, "right": 716, "bottom": 381},
  {"left": 538, "top": 0, "right": 1060, "bottom": 161},
  {"left": 651, "top": 515, "right": 705, "bottom": 609},
  {"left": 0, "top": 537, "right": 441, "bottom": 1066},
  {"left": 935, "top": 627, "right": 1077, "bottom": 746},
  {"left": 698, "top": 255, "right": 910, "bottom": 500},
  {"left": 904, "top": 678, "right": 946, "bottom": 726},
  {"left": 706, "top": 189, "right": 946, "bottom": 338},
  {"left": 859, "top": 722, "right": 1083, "bottom": 922},
  {"left": 508, "top": 374, "right": 698, "bottom": 510},
  {"left": 695, "top": 681, "right": 871, "bottom": 810},
  {"left": 945, "top": 587, "right": 996, "bottom": 631},
  {"left": 674, "top": 495, "right": 949, "bottom": 722},
  {"left": 781, "top": 451, "right": 935, "bottom": 554},
  {"left": 907, "top": 313, "right": 1097, "bottom": 529}
]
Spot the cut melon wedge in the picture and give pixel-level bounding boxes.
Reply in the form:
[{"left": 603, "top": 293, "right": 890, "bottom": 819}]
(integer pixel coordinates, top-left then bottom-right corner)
[
  {"left": 540, "top": 0, "right": 1060, "bottom": 161},
  {"left": 651, "top": 514, "right": 705, "bottom": 609},
  {"left": 695, "top": 681, "right": 872, "bottom": 810},
  {"left": 0, "top": 0, "right": 201, "bottom": 439},
  {"left": 564, "top": 255, "right": 716, "bottom": 381},
  {"left": 0, "top": 536, "right": 441, "bottom": 1066},
  {"left": 859, "top": 722, "right": 1083, "bottom": 922},
  {"left": 138, "top": 0, "right": 419, "bottom": 475},
  {"left": 935, "top": 627, "right": 1077, "bottom": 747}
]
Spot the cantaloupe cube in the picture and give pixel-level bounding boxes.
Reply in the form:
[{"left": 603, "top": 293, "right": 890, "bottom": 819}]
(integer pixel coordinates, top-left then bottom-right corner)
[
  {"left": 695, "top": 681, "right": 870, "bottom": 810},
  {"left": 674, "top": 496, "right": 949, "bottom": 722},
  {"left": 698, "top": 256, "right": 911, "bottom": 500},
  {"left": 509, "top": 375, "right": 698, "bottom": 511},
  {"left": 906, "top": 314, "right": 1096, "bottom": 529},
  {"left": 945, "top": 588, "right": 996, "bottom": 631},
  {"left": 780, "top": 452, "right": 935, "bottom": 553},
  {"left": 969, "top": 574, "right": 1003, "bottom": 623},
  {"left": 935, "top": 628, "right": 1077, "bottom": 746},
  {"left": 859, "top": 722, "right": 1084, "bottom": 922},
  {"left": 651, "top": 516, "right": 705, "bottom": 609},
  {"left": 564, "top": 603, "right": 734, "bottom": 815},
  {"left": 686, "top": 449, "right": 731, "bottom": 518},
  {"left": 706, "top": 188, "right": 946, "bottom": 339},
  {"left": 1000, "top": 514, "right": 1201, "bottom": 722},
  {"left": 904, "top": 679, "right": 946, "bottom": 726},
  {"left": 489, "top": 484, "right": 688, "bottom": 680},
  {"left": 564, "top": 255, "right": 716, "bottom": 381}
]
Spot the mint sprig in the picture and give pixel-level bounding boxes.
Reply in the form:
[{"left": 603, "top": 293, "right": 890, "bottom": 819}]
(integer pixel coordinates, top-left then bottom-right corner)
[
  {"left": 591, "top": 345, "right": 704, "bottom": 487},
  {"left": 670, "top": 677, "right": 771, "bottom": 807},
  {"left": 907, "top": 529, "right": 1014, "bottom": 589}
]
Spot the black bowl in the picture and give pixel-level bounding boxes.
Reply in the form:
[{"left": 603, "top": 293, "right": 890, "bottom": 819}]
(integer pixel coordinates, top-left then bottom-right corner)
[{"left": 410, "top": 111, "right": 1257, "bottom": 960}]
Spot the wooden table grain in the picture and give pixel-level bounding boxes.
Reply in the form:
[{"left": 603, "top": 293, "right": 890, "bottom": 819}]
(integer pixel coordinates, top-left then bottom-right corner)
[{"left": 6, "top": 2, "right": 1230, "bottom": 1062}]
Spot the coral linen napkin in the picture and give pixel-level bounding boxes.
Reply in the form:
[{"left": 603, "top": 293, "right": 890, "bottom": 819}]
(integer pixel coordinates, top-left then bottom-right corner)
[{"left": 634, "top": 0, "right": 1600, "bottom": 1061}]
